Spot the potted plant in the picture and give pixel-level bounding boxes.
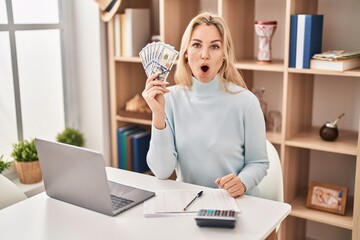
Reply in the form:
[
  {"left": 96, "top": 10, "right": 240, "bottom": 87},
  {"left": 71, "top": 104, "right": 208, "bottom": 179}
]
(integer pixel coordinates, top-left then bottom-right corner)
[
  {"left": 0, "top": 155, "right": 12, "bottom": 174},
  {"left": 56, "top": 127, "right": 85, "bottom": 147},
  {"left": 11, "top": 139, "right": 42, "bottom": 184}
]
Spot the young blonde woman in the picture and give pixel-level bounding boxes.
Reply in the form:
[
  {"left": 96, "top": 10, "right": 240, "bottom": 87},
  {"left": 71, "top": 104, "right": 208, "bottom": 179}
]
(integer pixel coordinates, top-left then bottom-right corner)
[{"left": 142, "top": 12, "right": 268, "bottom": 197}]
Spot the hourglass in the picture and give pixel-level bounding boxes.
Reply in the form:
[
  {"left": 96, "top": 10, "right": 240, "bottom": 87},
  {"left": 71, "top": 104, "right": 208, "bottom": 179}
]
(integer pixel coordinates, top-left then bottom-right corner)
[{"left": 254, "top": 21, "right": 277, "bottom": 63}]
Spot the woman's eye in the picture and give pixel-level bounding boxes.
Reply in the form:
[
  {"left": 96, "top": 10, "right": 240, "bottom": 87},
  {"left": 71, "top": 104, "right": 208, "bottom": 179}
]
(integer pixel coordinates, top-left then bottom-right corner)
[
  {"left": 211, "top": 44, "right": 220, "bottom": 50},
  {"left": 192, "top": 42, "right": 201, "bottom": 48}
]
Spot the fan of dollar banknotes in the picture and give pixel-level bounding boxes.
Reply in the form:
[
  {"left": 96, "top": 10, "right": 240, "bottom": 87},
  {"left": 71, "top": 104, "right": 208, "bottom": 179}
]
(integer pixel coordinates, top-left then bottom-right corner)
[{"left": 139, "top": 42, "right": 179, "bottom": 82}]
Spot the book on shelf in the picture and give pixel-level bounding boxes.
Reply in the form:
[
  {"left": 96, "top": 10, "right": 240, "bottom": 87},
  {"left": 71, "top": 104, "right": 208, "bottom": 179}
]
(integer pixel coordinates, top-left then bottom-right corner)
[
  {"left": 120, "top": 13, "right": 126, "bottom": 56},
  {"left": 289, "top": 14, "right": 324, "bottom": 69},
  {"left": 131, "top": 130, "right": 151, "bottom": 173},
  {"left": 114, "top": 13, "right": 126, "bottom": 57},
  {"left": 117, "top": 124, "right": 140, "bottom": 169},
  {"left": 289, "top": 15, "right": 298, "bottom": 68},
  {"left": 310, "top": 57, "right": 360, "bottom": 71},
  {"left": 123, "top": 8, "right": 150, "bottom": 57},
  {"left": 312, "top": 50, "right": 360, "bottom": 61},
  {"left": 295, "top": 14, "right": 306, "bottom": 68},
  {"left": 126, "top": 130, "right": 144, "bottom": 171}
]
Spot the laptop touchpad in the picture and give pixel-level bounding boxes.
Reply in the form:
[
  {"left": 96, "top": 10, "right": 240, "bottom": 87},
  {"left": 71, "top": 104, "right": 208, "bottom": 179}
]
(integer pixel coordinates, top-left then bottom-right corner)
[{"left": 108, "top": 181, "right": 134, "bottom": 196}]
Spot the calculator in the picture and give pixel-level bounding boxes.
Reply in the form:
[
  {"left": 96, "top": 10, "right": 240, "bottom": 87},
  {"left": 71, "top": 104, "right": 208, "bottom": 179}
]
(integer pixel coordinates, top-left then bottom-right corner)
[{"left": 195, "top": 209, "right": 237, "bottom": 228}]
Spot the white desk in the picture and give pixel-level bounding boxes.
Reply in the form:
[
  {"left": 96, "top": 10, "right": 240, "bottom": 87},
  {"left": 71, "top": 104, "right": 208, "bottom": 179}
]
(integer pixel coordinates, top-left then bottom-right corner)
[{"left": 0, "top": 167, "right": 291, "bottom": 240}]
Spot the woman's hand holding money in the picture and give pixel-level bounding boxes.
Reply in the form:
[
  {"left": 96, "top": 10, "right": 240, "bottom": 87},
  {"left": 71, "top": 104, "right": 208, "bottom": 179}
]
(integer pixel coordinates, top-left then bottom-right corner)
[{"left": 142, "top": 72, "right": 169, "bottom": 130}]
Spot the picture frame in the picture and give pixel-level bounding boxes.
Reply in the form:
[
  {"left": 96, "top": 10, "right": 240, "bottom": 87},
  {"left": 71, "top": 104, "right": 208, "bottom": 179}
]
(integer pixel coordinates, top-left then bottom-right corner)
[{"left": 306, "top": 181, "right": 348, "bottom": 215}]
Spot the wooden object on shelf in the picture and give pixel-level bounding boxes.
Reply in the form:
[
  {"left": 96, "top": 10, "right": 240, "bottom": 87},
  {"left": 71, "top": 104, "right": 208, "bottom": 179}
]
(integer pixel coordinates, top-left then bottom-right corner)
[
  {"left": 105, "top": 1, "right": 360, "bottom": 239},
  {"left": 306, "top": 181, "right": 348, "bottom": 216},
  {"left": 124, "top": 94, "right": 151, "bottom": 113}
]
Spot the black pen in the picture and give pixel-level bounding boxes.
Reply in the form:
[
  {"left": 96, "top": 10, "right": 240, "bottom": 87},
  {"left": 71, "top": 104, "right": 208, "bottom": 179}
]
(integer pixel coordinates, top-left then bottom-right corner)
[{"left": 183, "top": 191, "right": 203, "bottom": 211}]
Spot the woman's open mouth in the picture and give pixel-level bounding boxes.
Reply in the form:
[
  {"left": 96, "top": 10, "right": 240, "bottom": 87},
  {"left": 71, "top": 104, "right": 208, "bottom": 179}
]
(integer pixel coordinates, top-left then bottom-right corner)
[{"left": 201, "top": 65, "right": 209, "bottom": 73}]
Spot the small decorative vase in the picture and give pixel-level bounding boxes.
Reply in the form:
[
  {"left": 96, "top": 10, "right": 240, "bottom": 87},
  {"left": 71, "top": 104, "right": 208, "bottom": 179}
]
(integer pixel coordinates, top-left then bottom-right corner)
[
  {"left": 15, "top": 160, "right": 42, "bottom": 184},
  {"left": 267, "top": 110, "right": 282, "bottom": 133},
  {"left": 254, "top": 21, "right": 277, "bottom": 63},
  {"left": 319, "top": 113, "right": 345, "bottom": 141},
  {"left": 252, "top": 87, "right": 268, "bottom": 122}
]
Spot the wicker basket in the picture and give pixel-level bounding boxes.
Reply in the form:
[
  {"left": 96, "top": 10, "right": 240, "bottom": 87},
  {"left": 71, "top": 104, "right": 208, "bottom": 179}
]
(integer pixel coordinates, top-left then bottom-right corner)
[{"left": 15, "top": 160, "right": 42, "bottom": 184}]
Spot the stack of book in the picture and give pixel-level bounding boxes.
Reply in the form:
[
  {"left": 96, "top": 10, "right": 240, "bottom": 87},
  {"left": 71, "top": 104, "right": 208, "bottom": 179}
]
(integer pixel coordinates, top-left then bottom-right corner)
[
  {"left": 289, "top": 14, "right": 324, "bottom": 69},
  {"left": 310, "top": 50, "right": 360, "bottom": 71},
  {"left": 117, "top": 124, "right": 151, "bottom": 173}
]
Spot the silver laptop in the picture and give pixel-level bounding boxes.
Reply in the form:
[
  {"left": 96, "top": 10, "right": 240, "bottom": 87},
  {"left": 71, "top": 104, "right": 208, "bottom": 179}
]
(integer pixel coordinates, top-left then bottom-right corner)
[{"left": 35, "top": 138, "right": 155, "bottom": 216}]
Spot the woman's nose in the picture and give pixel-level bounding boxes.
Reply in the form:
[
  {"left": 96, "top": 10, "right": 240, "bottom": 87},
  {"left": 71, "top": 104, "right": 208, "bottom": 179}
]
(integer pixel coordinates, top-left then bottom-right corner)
[{"left": 200, "top": 48, "right": 210, "bottom": 59}]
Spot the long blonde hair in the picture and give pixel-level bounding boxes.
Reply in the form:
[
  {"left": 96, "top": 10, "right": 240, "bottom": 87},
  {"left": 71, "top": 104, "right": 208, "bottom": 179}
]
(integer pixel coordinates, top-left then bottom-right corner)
[{"left": 174, "top": 12, "right": 247, "bottom": 91}]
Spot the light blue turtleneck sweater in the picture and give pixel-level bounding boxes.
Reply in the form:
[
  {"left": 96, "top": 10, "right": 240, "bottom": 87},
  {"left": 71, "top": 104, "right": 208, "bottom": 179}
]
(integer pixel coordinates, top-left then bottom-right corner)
[{"left": 147, "top": 75, "right": 269, "bottom": 196}]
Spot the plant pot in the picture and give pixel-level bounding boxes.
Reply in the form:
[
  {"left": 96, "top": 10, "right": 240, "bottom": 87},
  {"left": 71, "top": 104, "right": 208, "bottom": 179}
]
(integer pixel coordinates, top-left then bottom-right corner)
[{"left": 15, "top": 160, "right": 42, "bottom": 184}]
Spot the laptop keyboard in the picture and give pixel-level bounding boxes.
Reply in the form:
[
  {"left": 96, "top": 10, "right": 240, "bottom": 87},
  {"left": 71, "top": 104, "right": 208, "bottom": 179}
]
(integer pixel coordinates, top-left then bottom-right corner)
[{"left": 111, "top": 195, "right": 134, "bottom": 210}]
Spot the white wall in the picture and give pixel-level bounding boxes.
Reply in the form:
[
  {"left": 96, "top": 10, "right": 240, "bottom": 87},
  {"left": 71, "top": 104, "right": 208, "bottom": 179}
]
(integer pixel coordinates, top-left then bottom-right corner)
[{"left": 70, "top": 0, "right": 110, "bottom": 165}]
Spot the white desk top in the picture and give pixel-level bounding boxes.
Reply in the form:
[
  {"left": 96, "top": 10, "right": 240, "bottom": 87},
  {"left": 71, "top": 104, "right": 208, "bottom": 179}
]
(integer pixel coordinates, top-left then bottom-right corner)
[{"left": 0, "top": 167, "right": 291, "bottom": 240}]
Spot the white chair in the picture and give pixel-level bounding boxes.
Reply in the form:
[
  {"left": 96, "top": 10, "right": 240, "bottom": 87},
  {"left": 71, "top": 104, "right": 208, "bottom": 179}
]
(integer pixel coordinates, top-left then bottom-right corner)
[
  {"left": 0, "top": 174, "right": 27, "bottom": 210},
  {"left": 257, "top": 140, "right": 284, "bottom": 238},
  {"left": 257, "top": 140, "right": 284, "bottom": 203}
]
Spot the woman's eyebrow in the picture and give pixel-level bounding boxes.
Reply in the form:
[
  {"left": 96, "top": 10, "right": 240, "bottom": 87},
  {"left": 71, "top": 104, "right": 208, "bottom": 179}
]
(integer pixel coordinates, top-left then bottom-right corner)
[
  {"left": 211, "top": 39, "right": 222, "bottom": 43},
  {"left": 191, "top": 39, "right": 202, "bottom": 43},
  {"left": 190, "top": 39, "right": 222, "bottom": 43}
]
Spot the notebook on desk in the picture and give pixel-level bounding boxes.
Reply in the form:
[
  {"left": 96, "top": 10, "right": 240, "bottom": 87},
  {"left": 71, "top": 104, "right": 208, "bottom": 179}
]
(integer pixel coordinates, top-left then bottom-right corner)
[{"left": 35, "top": 138, "right": 155, "bottom": 216}]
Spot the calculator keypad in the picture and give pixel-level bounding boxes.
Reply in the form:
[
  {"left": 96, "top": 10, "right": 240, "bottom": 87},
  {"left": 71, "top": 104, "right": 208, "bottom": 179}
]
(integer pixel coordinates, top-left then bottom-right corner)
[{"left": 195, "top": 209, "right": 236, "bottom": 228}]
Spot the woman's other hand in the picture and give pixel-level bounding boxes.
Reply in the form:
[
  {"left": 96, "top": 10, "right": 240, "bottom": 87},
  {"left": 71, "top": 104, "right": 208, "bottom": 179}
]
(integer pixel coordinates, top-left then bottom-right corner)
[{"left": 215, "top": 173, "right": 246, "bottom": 198}]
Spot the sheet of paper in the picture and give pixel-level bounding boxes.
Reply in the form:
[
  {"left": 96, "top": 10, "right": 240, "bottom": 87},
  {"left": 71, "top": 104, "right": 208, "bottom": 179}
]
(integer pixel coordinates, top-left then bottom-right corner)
[{"left": 143, "top": 189, "right": 239, "bottom": 217}]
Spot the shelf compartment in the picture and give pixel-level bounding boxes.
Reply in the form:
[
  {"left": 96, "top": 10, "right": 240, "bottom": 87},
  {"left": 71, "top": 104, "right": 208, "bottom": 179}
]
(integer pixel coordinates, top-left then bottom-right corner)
[
  {"left": 116, "top": 114, "right": 152, "bottom": 126},
  {"left": 236, "top": 59, "right": 285, "bottom": 72},
  {"left": 117, "top": 109, "right": 152, "bottom": 126},
  {"left": 118, "top": 109, "right": 151, "bottom": 119},
  {"left": 162, "top": 0, "right": 209, "bottom": 50},
  {"left": 290, "top": 195, "right": 353, "bottom": 230},
  {"left": 285, "top": 127, "right": 358, "bottom": 156},
  {"left": 288, "top": 67, "right": 360, "bottom": 78}
]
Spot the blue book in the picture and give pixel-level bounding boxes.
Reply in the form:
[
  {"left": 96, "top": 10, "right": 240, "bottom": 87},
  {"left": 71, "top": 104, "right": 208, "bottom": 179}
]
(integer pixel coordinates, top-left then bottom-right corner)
[
  {"left": 302, "top": 14, "right": 323, "bottom": 68},
  {"left": 289, "top": 15, "right": 298, "bottom": 68},
  {"left": 295, "top": 14, "right": 323, "bottom": 69},
  {"left": 131, "top": 130, "right": 151, "bottom": 173},
  {"left": 117, "top": 124, "right": 139, "bottom": 169},
  {"left": 126, "top": 129, "right": 146, "bottom": 171}
]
